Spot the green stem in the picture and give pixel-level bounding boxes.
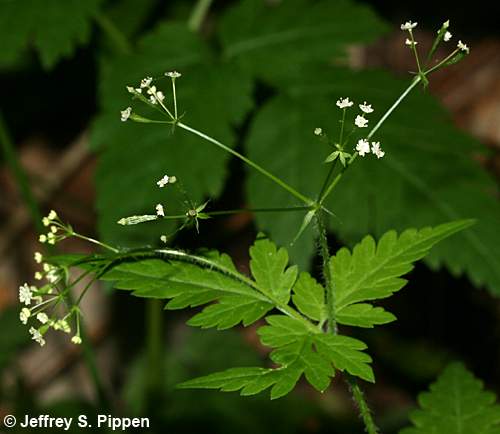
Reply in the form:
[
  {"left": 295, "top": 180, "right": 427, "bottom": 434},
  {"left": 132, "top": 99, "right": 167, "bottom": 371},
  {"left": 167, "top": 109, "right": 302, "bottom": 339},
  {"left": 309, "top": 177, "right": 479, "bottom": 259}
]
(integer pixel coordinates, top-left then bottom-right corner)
[
  {"left": 408, "top": 29, "right": 422, "bottom": 75},
  {"left": 347, "top": 375, "right": 379, "bottom": 434},
  {"left": 315, "top": 211, "right": 336, "bottom": 334},
  {"left": 319, "top": 75, "right": 422, "bottom": 205},
  {"left": 94, "top": 12, "right": 132, "bottom": 55},
  {"left": 177, "top": 122, "right": 314, "bottom": 206},
  {"left": 71, "top": 232, "right": 119, "bottom": 253},
  {"left": 0, "top": 112, "right": 44, "bottom": 234},
  {"left": 187, "top": 0, "right": 214, "bottom": 32},
  {"left": 425, "top": 48, "right": 460, "bottom": 75}
]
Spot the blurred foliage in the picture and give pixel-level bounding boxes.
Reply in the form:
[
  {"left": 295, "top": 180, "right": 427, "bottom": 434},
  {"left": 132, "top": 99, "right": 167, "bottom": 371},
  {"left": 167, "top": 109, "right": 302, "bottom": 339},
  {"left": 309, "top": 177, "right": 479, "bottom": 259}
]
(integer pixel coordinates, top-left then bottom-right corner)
[
  {"left": 0, "top": 0, "right": 103, "bottom": 69},
  {"left": 400, "top": 362, "right": 500, "bottom": 434}
]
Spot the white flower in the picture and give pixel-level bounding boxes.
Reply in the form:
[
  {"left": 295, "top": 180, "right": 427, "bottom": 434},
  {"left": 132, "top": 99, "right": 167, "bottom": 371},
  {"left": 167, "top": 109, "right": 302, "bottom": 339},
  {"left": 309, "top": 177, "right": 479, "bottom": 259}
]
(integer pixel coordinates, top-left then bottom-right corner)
[
  {"left": 405, "top": 38, "right": 418, "bottom": 47},
  {"left": 34, "top": 252, "right": 43, "bottom": 263},
  {"left": 47, "top": 232, "right": 56, "bottom": 245},
  {"left": 39, "top": 234, "right": 47, "bottom": 243},
  {"left": 156, "top": 204, "right": 165, "bottom": 217},
  {"left": 156, "top": 91, "right": 165, "bottom": 103},
  {"left": 444, "top": 31, "right": 452, "bottom": 42},
  {"left": 140, "top": 77, "right": 152, "bottom": 88},
  {"left": 48, "top": 210, "right": 57, "bottom": 220},
  {"left": 42, "top": 217, "right": 50, "bottom": 226},
  {"left": 336, "top": 97, "right": 353, "bottom": 109},
  {"left": 121, "top": 107, "right": 132, "bottom": 122},
  {"left": 46, "top": 268, "right": 59, "bottom": 284},
  {"left": 50, "top": 225, "right": 58, "bottom": 234},
  {"left": 20, "top": 308, "right": 31, "bottom": 324},
  {"left": 126, "top": 86, "right": 135, "bottom": 94},
  {"left": 371, "top": 142, "right": 385, "bottom": 159},
  {"left": 71, "top": 335, "right": 82, "bottom": 345},
  {"left": 53, "top": 319, "right": 71, "bottom": 333},
  {"left": 157, "top": 174, "right": 176, "bottom": 187},
  {"left": 19, "top": 283, "right": 33, "bottom": 305},
  {"left": 457, "top": 40, "right": 469, "bottom": 53},
  {"left": 34, "top": 272, "right": 43, "bottom": 280},
  {"left": 359, "top": 101, "right": 374, "bottom": 114},
  {"left": 160, "top": 235, "right": 167, "bottom": 243},
  {"left": 355, "top": 139, "right": 370, "bottom": 157},
  {"left": 29, "top": 327, "right": 45, "bottom": 346},
  {"left": 147, "top": 86, "right": 156, "bottom": 95},
  {"left": 165, "top": 71, "right": 181, "bottom": 78},
  {"left": 37, "top": 312, "right": 49, "bottom": 324},
  {"left": 314, "top": 127, "right": 322, "bottom": 136},
  {"left": 149, "top": 95, "right": 157, "bottom": 104},
  {"left": 401, "top": 21, "right": 417, "bottom": 31},
  {"left": 355, "top": 115, "right": 368, "bottom": 128}
]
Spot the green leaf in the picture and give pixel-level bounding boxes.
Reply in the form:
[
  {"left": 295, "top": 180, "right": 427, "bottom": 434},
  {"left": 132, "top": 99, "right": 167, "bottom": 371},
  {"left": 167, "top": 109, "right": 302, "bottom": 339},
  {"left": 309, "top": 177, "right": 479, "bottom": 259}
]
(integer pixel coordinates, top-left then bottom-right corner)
[
  {"left": 400, "top": 362, "right": 500, "bottom": 434},
  {"left": 292, "top": 272, "right": 327, "bottom": 322},
  {"left": 181, "top": 314, "right": 373, "bottom": 398},
  {"left": 313, "top": 334, "right": 374, "bottom": 383},
  {"left": 330, "top": 220, "right": 473, "bottom": 327},
  {"left": 101, "top": 252, "right": 273, "bottom": 329},
  {"left": 249, "top": 236, "right": 298, "bottom": 305},
  {"left": 0, "top": 0, "right": 102, "bottom": 69},
  {"left": 91, "top": 22, "right": 253, "bottom": 246},
  {"left": 336, "top": 303, "right": 395, "bottom": 328},
  {"left": 246, "top": 66, "right": 500, "bottom": 295},
  {"left": 218, "top": 0, "right": 387, "bottom": 83}
]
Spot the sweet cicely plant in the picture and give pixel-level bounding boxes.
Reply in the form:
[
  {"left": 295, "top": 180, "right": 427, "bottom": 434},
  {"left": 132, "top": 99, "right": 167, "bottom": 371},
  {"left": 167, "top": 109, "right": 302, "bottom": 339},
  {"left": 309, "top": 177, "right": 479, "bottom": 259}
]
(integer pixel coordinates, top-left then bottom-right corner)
[{"left": 19, "top": 19, "right": 499, "bottom": 434}]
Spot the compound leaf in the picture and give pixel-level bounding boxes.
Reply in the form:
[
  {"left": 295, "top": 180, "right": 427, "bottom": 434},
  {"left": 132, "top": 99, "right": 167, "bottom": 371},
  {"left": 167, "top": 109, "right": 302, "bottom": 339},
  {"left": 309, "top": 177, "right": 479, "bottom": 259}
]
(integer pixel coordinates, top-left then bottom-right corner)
[
  {"left": 330, "top": 220, "right": 474, "bottom": 327},
  {"left": 401, "top": 362, "right": 500, "bottom": 434}
]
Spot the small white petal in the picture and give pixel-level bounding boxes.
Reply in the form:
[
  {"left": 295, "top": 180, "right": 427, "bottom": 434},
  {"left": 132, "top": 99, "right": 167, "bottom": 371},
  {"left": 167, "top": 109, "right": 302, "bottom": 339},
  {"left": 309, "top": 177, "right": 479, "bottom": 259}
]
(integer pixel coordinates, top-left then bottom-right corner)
[
  {"left": 354, "top": 115, "right": 369, "bottom": 128},
  {"left": 359, "top": 101, "right": 374, "bottom": 114},
  {"left": 121, "top": 107, "right": 132, "bottom": 122},
  {"left": 457, "top": 40, "right": 469, "bottom": 53},
  {"left": 444, "top": 31, "right": 452, "bottom": 42},
  {"left": 314, "top": 127, "right": 322, "bottom": 136},
  {"left": 355, "top": 139, "right": 370, "bottom": 157},
  {"left": 156, "top": 204, "right": 165, "bottom": 217},
  {"left": 400, "top": 21, "right": 418, "bottom": 31},
  {"left": 336, "top": 97, "right": 354, "bottom": 109}
]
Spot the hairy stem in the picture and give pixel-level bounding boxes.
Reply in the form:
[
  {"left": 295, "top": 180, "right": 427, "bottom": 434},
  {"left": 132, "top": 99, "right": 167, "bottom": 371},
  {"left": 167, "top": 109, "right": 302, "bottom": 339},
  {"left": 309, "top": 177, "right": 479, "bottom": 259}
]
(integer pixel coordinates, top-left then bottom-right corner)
[
  {"left": 177, "top": 122, "right": 314, "bottom": 206},
  {"left": 0, "top": 112, "right": 44, "bottom": 234},
  {"left": 188, "top": 0, "right": 213, "bottom": 32},
  {"left": 347, "top": 375, "right": 379, "bottom": 434},
  {"left": 315, "top": 211, "right": 337, "bottom": 334}
]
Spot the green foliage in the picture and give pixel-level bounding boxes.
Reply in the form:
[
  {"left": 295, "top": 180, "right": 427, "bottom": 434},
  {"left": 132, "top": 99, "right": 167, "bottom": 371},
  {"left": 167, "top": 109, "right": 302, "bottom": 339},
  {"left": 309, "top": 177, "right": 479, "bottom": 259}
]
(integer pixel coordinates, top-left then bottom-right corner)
[
  {"left": 95, "top": 222, "right": 467, "bottom": 398},
  {"left": 292, "top": 272, "right": 327, "bottom": 322},
  {"left": 400, "top": 362, "right": 500, "bottom": 434},
  {"left": 246, "top": 67, "right": 500, "bottom": 295},
  {"left": 331, "top": 220, "right": 475, "bottom": 328},
  {"left": 91, "top": 22, "right": 253, "bottom": 246},
  {"left": 218, "top": 0, "right": 388, "bottom": 83},
  {"left": 0, "top": 0, "right": 102, "bottom": 69}
]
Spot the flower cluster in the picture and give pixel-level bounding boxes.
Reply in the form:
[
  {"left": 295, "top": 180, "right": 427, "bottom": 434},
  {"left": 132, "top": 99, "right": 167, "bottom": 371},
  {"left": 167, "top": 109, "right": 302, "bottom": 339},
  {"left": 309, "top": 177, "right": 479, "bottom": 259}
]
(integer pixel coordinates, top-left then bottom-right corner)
[
  {"left": 38, "top": 210, "right": 72, "bottom": 246},
  {"left": 401, "top": 19, "right": 469, "bottom": 58},
  {"left": 356, "top": 139, "right": 385, "bottom": 158},
  {"left": 121, "top": 71, "right": 182, "bottom": 123},
  {"left": 19, "top": 211, "right": 84, "bottom": 347}
]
